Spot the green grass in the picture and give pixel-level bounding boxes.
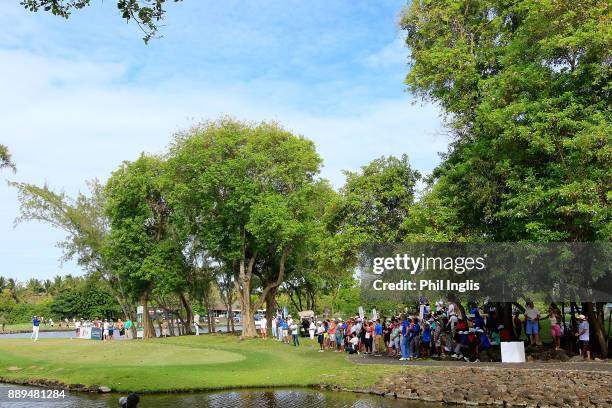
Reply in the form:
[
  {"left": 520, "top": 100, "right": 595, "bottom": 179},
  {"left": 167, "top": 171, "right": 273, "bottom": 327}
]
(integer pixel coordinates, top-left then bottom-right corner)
[{"left": 0, "top": 334, "right": 404, "bottom": 392}]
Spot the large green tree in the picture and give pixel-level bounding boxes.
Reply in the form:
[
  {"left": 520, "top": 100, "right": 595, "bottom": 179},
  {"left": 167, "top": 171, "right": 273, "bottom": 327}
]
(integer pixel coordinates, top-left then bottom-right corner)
[
  {"left": 402, "top": 0, "right": 611, "bottom": 352},
  {"left": 326, "top": 154, "right": 421, "bottom": 262},
  {"left": 167, "top": 118, "right": 323, "bottom": 338},
  {"left": 104, "top": 154, "right": 187, "bottom": 338}
]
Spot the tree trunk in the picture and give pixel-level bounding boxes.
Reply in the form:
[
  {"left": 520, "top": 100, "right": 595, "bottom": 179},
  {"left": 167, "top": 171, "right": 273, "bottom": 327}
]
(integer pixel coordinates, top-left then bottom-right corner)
[
  {"left": 140, "top": 291, "right": 156, "bottom": 339},
  {"left": 236, "top": 253, "right": 258, "bottom": 338},
  {"left": 179, "top": 292, "right": 193, "bottom": 335},
  {"left": 238, "top": 282, "right": 256, "bottom": 337},
  {"left": 206, "top": 296, "right": 216, "bottom": 334},
  {"left": 226, "top": 306, "right": 231, "bottom": 333},
  {"left": 224, "top": 285, "right": 234, "bottom": 333},
  {"left": 235, "top": 243, "right": 289, "bottom": 339},
  {"left": 499, "top": 302, "right": 514, "bottom": 340},
  {"left": 265, "top": 287, "right": 277, "bottom": 336},
  {"left": 584, "top": 301, "right": 608, "bottom": 356},
  {"left": 310, "top": 292, "right": 316, "bottom": 313},
  {"left": 287, "top": 288, "right": 301, "bottom": 313}
]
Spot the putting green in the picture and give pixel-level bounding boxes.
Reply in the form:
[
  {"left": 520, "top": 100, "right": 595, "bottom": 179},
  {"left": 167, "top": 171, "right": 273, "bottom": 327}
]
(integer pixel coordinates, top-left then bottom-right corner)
[{"left": 0, "top": 339, "right": 245, "bottom": 366}]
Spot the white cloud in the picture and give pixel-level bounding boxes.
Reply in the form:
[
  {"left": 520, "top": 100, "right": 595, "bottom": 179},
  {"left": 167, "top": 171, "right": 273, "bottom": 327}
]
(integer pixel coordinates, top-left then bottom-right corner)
[
  {"left": 0, "top": 47, "right": 444, "bottom": 281},
  {"left": 362, "top": 34, "right": 408, "bottom": 68}
]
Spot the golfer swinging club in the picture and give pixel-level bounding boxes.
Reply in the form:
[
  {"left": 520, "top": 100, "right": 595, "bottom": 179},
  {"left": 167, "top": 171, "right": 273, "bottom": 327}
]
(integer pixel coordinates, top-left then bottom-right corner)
[{"left": 31, "top": 315, "right": 40, "bottom": 341}]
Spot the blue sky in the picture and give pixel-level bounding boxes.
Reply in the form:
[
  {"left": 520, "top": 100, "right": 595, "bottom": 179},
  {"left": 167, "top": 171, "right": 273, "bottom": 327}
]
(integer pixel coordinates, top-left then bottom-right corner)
[{"left": 0, "top": 0, "right": 446, "bottom": 281}]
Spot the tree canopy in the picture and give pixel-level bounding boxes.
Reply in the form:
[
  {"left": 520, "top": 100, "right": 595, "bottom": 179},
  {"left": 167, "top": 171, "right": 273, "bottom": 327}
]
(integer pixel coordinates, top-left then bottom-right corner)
[
  {"left": 402, "top": 0, "right": 611, "bottom": 242},
  {"left": 166, "top": 118, "right": 326, "bottom": 337}
]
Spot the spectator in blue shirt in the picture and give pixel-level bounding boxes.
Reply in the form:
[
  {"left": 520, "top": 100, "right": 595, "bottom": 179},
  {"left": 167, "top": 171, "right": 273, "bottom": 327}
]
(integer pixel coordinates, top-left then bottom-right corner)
[
  {"left": 277, "top": 318, "right": 284, "bottom": 342},
  {"left": 400, "top": 315, "right": 410, "bottom": 360},
  {"left": 374, "top": 319, "right": 383, "bottom": 355},
  {"left": 473, "top": 311, "right": 485, "bottom": 329}
]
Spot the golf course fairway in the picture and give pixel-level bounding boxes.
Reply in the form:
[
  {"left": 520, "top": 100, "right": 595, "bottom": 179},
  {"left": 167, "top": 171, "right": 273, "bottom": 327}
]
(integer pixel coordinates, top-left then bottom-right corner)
[{"left": 0, "top": 334, "right": 403, "bottom": 392}]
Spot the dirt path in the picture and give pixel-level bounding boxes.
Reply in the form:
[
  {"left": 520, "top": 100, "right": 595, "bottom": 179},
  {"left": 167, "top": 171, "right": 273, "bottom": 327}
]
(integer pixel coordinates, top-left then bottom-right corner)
[{"left": 350, "top": 353, "right": 612, "bottom": 372}]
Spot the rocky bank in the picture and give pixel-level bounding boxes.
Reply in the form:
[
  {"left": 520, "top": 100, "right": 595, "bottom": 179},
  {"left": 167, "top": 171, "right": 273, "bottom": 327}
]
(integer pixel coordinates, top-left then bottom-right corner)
[{"left": 326, "top": 367, "right": 611, "bottom": 407}]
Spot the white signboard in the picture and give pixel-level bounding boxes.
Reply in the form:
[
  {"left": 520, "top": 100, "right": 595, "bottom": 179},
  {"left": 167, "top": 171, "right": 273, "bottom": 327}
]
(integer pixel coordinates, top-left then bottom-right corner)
[
  {"left": 372, "top": 309, "right": 378, "bottom": 320},
  {"left": 136, "top": 305, "right": 144, "bottom": 339},
  {"left": 501, "top": 342, "right": 526, "bottom": 363},
  {"left": 358, "top": 306, "right": 365, "bottom": 319}
]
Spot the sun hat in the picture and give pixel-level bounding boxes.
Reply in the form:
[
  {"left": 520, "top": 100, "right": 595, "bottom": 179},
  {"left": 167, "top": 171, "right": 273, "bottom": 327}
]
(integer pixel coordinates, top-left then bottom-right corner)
[{"left": 577, "top": 314, "right": 587, "bottom": 320}]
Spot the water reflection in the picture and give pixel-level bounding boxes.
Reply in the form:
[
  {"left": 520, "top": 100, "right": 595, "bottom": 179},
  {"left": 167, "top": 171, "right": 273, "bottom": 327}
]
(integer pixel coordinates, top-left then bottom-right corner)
[{"left": 0, "top": 384, "right": 430, "bottom": 408}]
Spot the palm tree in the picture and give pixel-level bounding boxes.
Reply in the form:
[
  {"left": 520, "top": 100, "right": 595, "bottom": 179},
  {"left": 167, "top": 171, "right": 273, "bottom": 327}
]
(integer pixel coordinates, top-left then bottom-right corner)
[
  {"left": 43, "top": 279, "right": 53, "bottom": 295},
  {"left": 6, "top": 278, "right": 19, "bottom": 301},
  {"left": 53, "top": 275, "right": 63, "bottom": 290},
  {"left": 26, "top": 278, "right": 43, "bottom": 294}
]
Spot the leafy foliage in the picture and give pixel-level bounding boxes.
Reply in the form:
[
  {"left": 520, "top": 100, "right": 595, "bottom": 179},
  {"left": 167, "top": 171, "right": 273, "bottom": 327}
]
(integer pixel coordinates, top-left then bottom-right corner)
[
  {"left": 19, "top": 0, "right": 183, "bottom": 43},
  {"left": 402, "top": 0, "right": 611, "bottom": 242},
  {"left": 0, "top": 144, "right": 16, "bottom": 172}
]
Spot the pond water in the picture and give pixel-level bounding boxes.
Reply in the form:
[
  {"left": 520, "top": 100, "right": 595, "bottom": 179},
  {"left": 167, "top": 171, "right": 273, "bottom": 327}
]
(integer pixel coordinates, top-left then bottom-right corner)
[
  {"left": 0, "top": 383, "right": 432, "bottom": 408},
  {"left": 0, "top": 326, "right": 238, "bottom": 339},
  {"left": 0, "top": 331, "right": 73, "bottom": 339}
]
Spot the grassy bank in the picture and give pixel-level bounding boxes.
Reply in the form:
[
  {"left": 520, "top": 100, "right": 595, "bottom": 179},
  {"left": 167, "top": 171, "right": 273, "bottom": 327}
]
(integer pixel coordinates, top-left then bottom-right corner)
[{"left": 0, "top": 334, "right": 404, "bottom": 392}]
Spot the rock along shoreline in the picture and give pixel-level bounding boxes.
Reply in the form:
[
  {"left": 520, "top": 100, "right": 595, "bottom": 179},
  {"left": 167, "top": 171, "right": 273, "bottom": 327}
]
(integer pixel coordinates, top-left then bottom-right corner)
[
  {"left": 322, "top": 366, "right": 611, "bottom": 407},
  {"left": 2, "top": 366, "right": 612, "bottom": 406}
]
